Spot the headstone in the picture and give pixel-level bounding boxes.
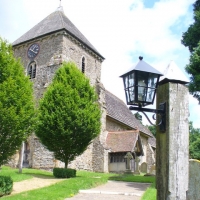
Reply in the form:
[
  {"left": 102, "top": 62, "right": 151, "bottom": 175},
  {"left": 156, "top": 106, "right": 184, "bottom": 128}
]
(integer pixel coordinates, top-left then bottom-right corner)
[
  {"left": 150, "top": 164, "right": 156, "bottom": 175},
  {"left": 140, "top": 162, "right": 147, "bottom": 173},
  {"left": 124, "top": 152, "right": 133, "bottom": 174},
  {"left": 133, "top": 156, "right": 140, "bottom": 174},
  {"left": 187, "top": 159, "right": 200, "bottom": 200}
]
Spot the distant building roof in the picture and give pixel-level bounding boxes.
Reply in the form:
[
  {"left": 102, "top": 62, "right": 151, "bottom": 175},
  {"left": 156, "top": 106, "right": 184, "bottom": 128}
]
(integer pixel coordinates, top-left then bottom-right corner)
[
  {"left": 105, "top": 90, "right": 153, "bottom": 138},
  {"left": 12, "top": 10, "right": 104, "bottom": 59},
  {"left": 148, "top": 136, "right": 156, "bottom": 148},
  {"left": 106, "top": 130, "right": 142, "bottom": 153}
]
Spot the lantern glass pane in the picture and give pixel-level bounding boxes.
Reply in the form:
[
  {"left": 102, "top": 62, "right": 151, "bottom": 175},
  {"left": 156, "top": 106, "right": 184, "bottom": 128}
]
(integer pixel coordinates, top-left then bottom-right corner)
[
  {"left": 128, "top": 73, "right": 134, "bottom": 87},
  {"left": 146, "top": 88, "right": 155, "bottom": 102},
  {"left": 137, "top": 72, "right": 147, "bottom": 102}
]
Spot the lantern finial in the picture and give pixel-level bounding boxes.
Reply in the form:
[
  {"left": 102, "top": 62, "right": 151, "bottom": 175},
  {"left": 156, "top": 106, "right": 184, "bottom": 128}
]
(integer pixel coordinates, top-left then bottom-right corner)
[{"left": 139, "top": 56, "right": 143, "bottom": 60}]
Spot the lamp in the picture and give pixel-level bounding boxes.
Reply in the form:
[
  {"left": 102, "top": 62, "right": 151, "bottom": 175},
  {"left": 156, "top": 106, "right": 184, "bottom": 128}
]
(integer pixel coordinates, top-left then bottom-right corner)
[{"left": 120, "top": 57, "right": 166, "bottom": 132}]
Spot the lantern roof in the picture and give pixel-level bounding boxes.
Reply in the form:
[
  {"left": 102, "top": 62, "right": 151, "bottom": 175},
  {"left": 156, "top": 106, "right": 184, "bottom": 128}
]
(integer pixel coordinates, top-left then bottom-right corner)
[{"left": 120, "top": 57, "right": 163, "bottom": 77}]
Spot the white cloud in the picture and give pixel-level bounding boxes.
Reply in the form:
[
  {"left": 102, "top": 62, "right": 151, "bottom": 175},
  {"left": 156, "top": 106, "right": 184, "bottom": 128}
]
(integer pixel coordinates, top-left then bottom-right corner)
[{"left": 0, "top": 0, "right": 199, "bottom": 127}]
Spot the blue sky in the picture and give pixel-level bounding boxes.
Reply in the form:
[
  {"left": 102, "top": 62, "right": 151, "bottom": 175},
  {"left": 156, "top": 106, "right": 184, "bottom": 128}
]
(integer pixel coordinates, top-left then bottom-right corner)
[{"left": 0, "top": 0, "right": 199, "bottom": 127}]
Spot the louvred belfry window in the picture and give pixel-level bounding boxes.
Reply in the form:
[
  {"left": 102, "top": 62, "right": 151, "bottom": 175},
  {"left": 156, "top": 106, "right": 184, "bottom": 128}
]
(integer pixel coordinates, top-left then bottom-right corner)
[
  {"left": 82, "top": 57, "right": 85, "bottom": 73},
  {"left": 28, "top": 61, "right": 36, "bottom": 79}
]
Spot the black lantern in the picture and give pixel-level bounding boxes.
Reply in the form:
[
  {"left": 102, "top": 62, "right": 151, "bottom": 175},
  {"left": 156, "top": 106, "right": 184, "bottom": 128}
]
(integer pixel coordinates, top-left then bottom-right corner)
[
  {"left": 120, "top": 56, "right": 163, "bottom": 107},
  {"left": 120, "top": 57, "right": 166, "bottom": 132}
]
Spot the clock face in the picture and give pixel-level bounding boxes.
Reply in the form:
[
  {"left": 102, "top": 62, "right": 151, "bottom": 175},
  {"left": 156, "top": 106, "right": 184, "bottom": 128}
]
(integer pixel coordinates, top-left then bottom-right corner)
[{"left": 27, "top": 43, "right": 40, "bottom": 59}]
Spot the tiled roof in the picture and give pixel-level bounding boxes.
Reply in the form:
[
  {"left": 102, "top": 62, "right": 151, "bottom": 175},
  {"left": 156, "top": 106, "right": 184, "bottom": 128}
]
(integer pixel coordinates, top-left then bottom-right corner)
[
  {"left": 105, "top": 90, "right": 153, "bottom": 137},
  {"left": 106, "top": 130, "right": 139, "bottom": 152},
  {"left": 148, "top": 136, "right": 156, "bottom": 148},
  {"left": 12, "top": 10, "right": 104, "bottom": 59}
]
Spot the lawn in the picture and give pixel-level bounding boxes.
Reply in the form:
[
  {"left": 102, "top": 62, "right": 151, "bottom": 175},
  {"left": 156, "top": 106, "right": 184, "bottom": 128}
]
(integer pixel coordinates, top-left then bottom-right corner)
[{"left": 0, "top": 166, "right": 156, "bottom": 200}]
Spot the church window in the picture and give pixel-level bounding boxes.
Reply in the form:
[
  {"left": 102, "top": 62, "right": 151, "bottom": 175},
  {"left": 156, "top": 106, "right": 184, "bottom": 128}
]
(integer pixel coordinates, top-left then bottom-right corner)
[
  {"left": 82, "top": 57, "right": 85, "bottom": 73},
  {"left": 28, "top": 61, "right": 36, "bottom": 79}
]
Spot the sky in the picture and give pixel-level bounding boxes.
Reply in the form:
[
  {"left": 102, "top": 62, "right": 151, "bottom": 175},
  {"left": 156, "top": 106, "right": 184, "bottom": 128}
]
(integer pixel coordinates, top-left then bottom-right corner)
[{"left": 0, "top": 0, "right": 200, "bottom": 128}]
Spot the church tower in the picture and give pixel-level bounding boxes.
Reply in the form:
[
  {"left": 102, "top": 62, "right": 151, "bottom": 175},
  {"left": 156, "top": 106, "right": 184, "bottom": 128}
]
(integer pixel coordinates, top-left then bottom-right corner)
[{"left": 12, "top": 7, "right": 107, "bottom": 171}]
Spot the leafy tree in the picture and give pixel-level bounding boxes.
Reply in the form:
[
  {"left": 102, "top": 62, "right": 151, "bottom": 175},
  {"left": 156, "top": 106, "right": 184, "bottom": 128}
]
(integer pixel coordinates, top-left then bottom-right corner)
[
  {"left": 189, "top": 121, "right": 200, "bottom": 159},
  {"left": 0, "top": 37, "right": 35, "bottom": 166},
  {"left": 181, "top": 1, "right": 200, "bottom": 103},
  {"left": 35, "top": 62, "right": 101, "bottom": 168},
  {"left": 185, "top": 43, "right": 200, "bottom": 102},
  {"left": 182, "top": 0, "right": 200, "bottom": 53}
]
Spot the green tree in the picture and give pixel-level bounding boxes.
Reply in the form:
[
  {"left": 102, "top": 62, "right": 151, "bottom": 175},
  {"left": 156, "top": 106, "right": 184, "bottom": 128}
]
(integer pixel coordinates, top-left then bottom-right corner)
[
  {"left": 182, "top": 0, "right": 200, "bottom": 53},
  {"left": 35, "top": 62, "right": 101, "bottom": 168},
  {"left": 185, "top": 44, "right": 200, "bottom": 102},
  {"left": 182, "top": 1, "right": 200, "bottom": 102},
  {"left": 0, "top": 37, "right": 35, "bottom": 166},
  {"left": 189, "top": 121, "right": 200, "bottom": 159}
]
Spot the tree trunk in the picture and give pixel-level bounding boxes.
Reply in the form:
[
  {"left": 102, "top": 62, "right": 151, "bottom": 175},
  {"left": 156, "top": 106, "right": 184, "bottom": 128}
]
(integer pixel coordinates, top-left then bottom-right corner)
[
  {"left": 64, "top": 160, "right": 68, "bottom": 169},
  {"left": 19, "top": 142, "right": 24, "bottom": 173}
]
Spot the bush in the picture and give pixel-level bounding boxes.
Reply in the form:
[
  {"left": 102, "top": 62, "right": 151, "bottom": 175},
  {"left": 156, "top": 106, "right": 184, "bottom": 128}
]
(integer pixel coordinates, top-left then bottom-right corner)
[
  {"left": 0, "top": 176, "right": 13, "bottom": 196},
  {"left": 53, "top": 168, "right": 76, "bottom": 178}
]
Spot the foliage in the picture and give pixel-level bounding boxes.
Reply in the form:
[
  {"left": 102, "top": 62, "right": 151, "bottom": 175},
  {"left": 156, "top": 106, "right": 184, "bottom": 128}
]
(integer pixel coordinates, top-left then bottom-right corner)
[
  {"left": 1, "top": 168, "right": 115, "bottom": 200},
  {"left": 53, "top": 168, "right": 76, "bottom": 178},
  {"left": 35, "top": 62, "right": 101, "bottom": 168},
  {"left": 147, "top": 125, "right": 156, "bottom": 137},
  {"left": 181, "top": 1, "right": 200, "bottom": 102},
  {"left": 189, "top": 121, "right": 200, "bottom": 159},
  {"left": 0, "top": 37, "right": 35, "bottom": 166},
  {"left": 0, "top": 176, "right": 13, "bottom": 197},
  {"left": 182, "top": 0, "right": 200, "bottom": 53},
  {"left": 134, "top": 112, "right": 143, "bottom": 123},
  {"left": 185, "top": 44, "right": 200, "bottom": 102}
]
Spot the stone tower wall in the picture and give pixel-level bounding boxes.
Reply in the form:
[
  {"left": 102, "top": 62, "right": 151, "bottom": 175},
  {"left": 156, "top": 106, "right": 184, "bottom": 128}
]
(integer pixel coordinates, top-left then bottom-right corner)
[{"left": 13, "top": 31, "right": 105, "bottom": 171}]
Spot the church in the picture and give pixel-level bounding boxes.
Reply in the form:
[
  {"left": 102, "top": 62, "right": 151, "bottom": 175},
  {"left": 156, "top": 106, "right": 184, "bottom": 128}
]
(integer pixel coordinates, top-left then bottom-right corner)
[{"left": 9, "top": 6, "right": 156, "bottom": 173}]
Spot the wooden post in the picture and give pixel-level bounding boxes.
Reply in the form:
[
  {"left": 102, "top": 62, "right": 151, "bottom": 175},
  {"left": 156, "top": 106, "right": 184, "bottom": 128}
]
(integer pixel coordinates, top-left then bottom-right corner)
[{"left": 156, "top": 82, "right": 189, "bottom": 200}]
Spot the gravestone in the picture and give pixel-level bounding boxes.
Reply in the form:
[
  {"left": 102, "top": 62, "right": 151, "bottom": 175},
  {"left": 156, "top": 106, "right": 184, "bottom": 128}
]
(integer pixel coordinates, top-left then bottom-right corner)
[
  {"left": 140, "top": 162, "right": 147, "bottom": 173},
  {"left": 133, "top": 156, "right": 140, "bottom": 174},
  {"left": 124, "top": 152, "right": 133, "bottom": 174},
  {"left": 187, "top": 159, "right": 200, "bottom": 200}
]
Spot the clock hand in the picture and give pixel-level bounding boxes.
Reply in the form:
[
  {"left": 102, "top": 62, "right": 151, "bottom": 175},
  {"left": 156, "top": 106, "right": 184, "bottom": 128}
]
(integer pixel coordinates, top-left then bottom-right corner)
[{"left": 30, "top": 49, "right": 37, "bottom": 54}]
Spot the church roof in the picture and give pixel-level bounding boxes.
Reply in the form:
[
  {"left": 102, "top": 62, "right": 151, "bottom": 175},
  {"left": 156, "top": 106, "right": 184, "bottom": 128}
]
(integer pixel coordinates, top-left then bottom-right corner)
[
  {"left": 105, "top": 90, "right": 153, "bottom": 138},
  {"left": 12, "top": 10, "right": 104, "bottom": 59},
  {"left": 106, "top": 130, "right": 139, "bottom": 152}
]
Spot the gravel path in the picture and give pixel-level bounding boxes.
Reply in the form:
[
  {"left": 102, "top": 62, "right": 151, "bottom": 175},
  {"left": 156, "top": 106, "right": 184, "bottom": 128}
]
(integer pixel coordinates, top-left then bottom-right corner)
[{"left": 12, "top": 177, "right": 64, "bottom": 195}]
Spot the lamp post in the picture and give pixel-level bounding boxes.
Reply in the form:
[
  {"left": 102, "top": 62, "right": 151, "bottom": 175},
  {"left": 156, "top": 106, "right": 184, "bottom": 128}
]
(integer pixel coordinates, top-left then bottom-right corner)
[
  {"left": 120, "top": 57, "right": 189, "bottom": 200},
  {"left": 120, "top": 56, "right": 166, "bottom": 132}
]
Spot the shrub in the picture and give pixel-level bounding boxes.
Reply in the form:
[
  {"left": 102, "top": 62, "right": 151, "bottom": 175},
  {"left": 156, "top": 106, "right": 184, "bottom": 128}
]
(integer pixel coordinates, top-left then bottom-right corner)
[
  {"left": 0, "top": 176, "right": 13, "bottom": 196},
  {"left": 53, "top": 168, "right": 76, "bottom": 178}
]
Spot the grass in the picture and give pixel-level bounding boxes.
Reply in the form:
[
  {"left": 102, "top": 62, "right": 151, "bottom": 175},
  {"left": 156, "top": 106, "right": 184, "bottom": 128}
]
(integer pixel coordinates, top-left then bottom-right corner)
[
  {"left": 0, "top": 166, "right": 156, "bottom": 200},
  {"left": 0, "top": 166, "right": 54, "bottom": 182},
  {"left": 1, "top": 167, "right": 116, "bottom": 200}
]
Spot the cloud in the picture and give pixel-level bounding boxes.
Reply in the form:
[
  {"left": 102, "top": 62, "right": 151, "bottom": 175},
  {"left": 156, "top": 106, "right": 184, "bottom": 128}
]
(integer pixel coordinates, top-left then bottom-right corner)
[{"left": 0, "top": 0, "right": 199, "bottom": 127}]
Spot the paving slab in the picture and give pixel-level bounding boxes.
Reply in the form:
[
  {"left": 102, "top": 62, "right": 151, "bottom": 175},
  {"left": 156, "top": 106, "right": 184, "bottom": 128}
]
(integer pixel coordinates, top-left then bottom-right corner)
[{"left": 65, "top": 181, "right": 150, "bottom": 200}]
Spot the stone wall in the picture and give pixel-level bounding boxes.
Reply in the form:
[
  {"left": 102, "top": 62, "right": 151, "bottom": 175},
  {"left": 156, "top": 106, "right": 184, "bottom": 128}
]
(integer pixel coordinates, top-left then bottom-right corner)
[{"left": 187, "top": 159, "right": 200, "bottom": 200}]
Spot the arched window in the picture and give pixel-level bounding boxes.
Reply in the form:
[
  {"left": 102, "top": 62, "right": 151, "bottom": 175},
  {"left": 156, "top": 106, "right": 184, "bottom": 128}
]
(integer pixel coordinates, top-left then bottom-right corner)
[
  {"left": 28, "top": 61, "right": 36, "bottom": 79},
  {"left": 82, "top": 57, "right": 85, "bottom": 73}
]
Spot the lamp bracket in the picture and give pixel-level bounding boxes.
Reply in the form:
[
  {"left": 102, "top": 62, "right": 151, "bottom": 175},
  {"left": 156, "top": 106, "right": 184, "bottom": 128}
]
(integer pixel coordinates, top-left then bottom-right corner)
[{"left": 129, "top": 102, "right": 166, "bottom": 132}]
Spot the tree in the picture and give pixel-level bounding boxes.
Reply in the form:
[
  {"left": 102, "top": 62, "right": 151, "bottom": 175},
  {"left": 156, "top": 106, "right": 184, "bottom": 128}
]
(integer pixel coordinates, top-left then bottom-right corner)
[
  {"left": 181, "top": 1, "right": 200, "bottom": 103},
  {"left": 0, "top": 37, "right": 35, "bottom": 166},
  {"left": 189, "top": 121, "right": 200, "bottom": 159},
  {"left": 185, "top": 44, "right": 200, "bottom": 102},
  {"left": 182, "top": 0, "right": 200, "bottom": 53},
  {"left": 35, "top": 62, "right": 101, "bottom": 168}
]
